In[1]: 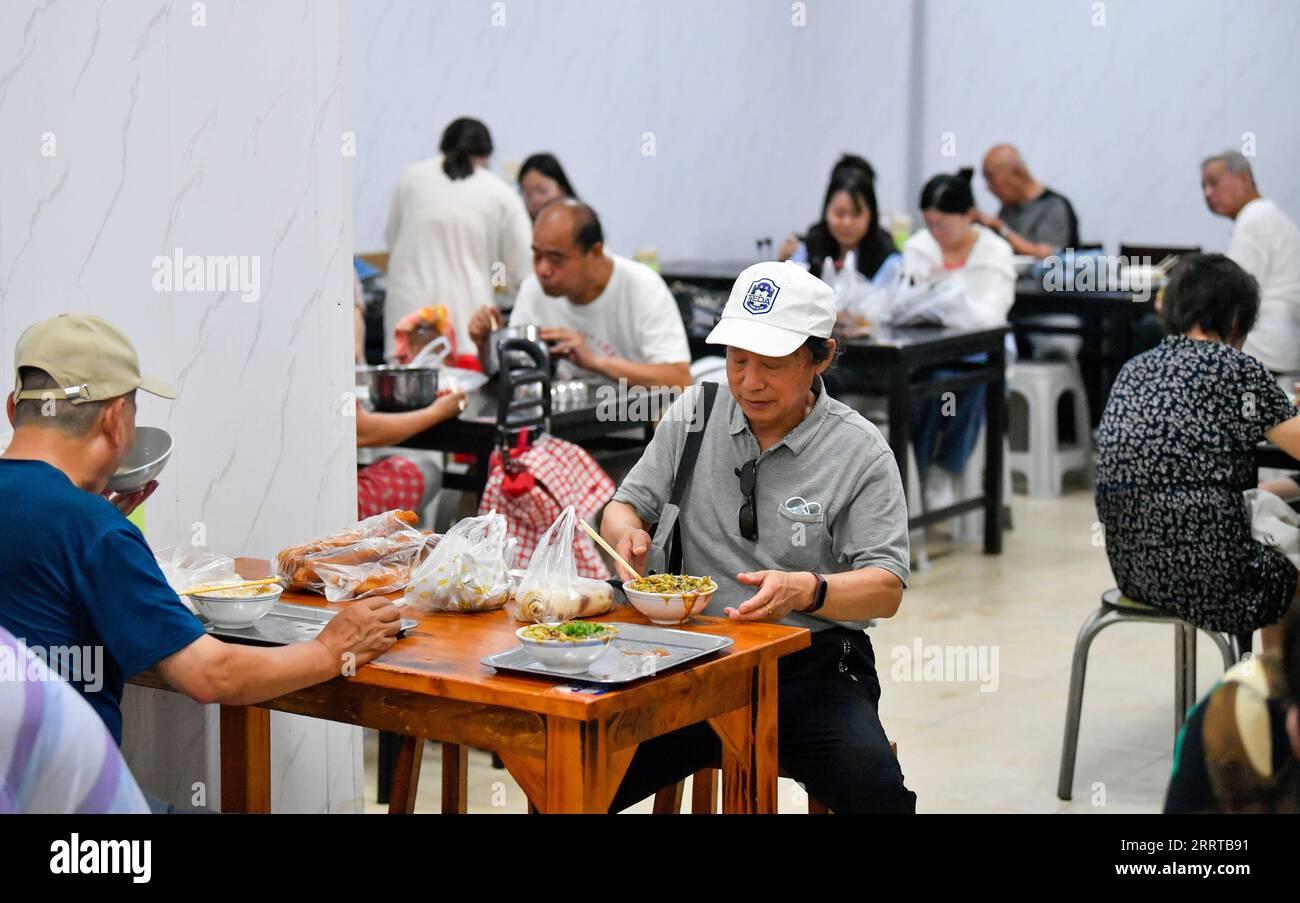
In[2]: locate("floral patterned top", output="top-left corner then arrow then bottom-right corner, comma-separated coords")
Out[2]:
1095,335 -> 1298,633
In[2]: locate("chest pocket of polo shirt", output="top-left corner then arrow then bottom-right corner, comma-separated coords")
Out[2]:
773,504 -> 827,572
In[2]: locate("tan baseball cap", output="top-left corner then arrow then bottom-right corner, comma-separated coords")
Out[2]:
13,313 -> 176,405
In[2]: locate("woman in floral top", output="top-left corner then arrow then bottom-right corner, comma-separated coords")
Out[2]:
1095,254 -> 1300,650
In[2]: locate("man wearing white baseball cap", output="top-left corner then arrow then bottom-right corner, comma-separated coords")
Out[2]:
1,314 -> 401,811
602,262 -> 916,813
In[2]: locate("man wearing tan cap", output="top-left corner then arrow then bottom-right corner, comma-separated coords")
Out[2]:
0,315 -> 400,792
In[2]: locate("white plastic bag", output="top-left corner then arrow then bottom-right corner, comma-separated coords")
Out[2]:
888,277 -> 979,329
1244,488 -> 1300,571
275,509 -> 434,601
404,510 -> 516,612
510,506 -> 585,623
154,545 -> 240,613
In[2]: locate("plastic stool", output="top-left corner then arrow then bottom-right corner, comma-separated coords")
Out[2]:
1007,361 -> 1092,498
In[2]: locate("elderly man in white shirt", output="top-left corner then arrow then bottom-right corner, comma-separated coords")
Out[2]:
1202,150 -> 1300,389
469,200 -> 692,391
384,118 -> 533,355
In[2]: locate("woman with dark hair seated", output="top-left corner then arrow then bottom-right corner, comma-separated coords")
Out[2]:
1095,253 -> 1300,652
787,160 -> 901,287
903,170 -> 1016,509
517,152 -> 578,220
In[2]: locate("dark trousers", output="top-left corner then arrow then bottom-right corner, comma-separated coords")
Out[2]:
609,629 -> 917,814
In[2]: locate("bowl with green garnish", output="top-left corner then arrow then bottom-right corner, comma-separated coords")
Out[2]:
515,621 -> 619,674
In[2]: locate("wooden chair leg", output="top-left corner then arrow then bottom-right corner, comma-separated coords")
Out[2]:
387,735 -> 423,814
653,780 -> 685,814
441,743 -> 468,814
690,768 -> 718,814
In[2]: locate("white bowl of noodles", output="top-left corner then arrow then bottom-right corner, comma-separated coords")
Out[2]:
622,574 -> 716,625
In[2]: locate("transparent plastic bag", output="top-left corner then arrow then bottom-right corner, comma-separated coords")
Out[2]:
404,510 -> 516,613
508,506 -> 613,623
274,509 -> 435,601
508,575 -> 615,623
154,544 -> 240,613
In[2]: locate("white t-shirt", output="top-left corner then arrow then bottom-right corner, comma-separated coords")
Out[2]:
901,225 -> 1016,328
384,158 -> 533,354
1231,198 -> 1300,373
508,254 -> 691,382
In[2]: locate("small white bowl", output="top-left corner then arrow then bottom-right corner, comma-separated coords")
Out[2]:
515,624 -> 615,674
622,579 -> 717,625
190,584 -> 283,629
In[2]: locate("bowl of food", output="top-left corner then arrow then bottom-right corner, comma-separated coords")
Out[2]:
107,426 -> 173,493
622,574 -> 717,625
515,621 -> 619,674
189,583 -> 283,629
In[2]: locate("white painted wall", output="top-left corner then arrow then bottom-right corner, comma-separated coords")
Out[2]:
906,0 -> 1299,253
351,0 -> 1300,264
350,0 -> 918,260
0,0 -> 363,812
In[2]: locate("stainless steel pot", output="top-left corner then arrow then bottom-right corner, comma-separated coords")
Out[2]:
482,324 -> 546,377
361,365 -> 439,412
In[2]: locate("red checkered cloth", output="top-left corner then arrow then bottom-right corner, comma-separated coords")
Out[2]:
357,456 -> 426,519
478,435 -> 614,579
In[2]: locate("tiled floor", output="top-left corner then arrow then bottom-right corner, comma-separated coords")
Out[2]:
362,489 -> 1241,813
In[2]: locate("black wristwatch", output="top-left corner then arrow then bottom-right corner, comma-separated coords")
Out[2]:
804,572 -> 828,614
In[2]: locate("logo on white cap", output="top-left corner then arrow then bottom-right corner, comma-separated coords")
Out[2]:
742,278 -> 780,316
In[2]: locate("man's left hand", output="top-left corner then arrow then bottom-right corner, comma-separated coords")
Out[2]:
540,327 -> 604,373
103,480 -> 158,517
726,570 -> 817,621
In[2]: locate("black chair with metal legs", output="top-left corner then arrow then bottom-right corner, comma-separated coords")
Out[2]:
1057,589 -> 1248,800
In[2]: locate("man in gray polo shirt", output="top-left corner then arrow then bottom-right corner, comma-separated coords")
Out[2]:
611,377 -> 909,635
976,144 -> 1080,257
602,261 -> 916,814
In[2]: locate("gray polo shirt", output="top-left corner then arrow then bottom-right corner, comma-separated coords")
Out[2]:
1000,187 -> 1079,250
613,378 -> 909,633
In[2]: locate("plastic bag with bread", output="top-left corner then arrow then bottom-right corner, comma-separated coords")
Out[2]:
274,509 -> 437,601
509,505 -> 613,623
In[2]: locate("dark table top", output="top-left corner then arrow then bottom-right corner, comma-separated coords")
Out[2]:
1013,276 -> 1156,311
397,376 -> 664,454
660,258 -> 758,285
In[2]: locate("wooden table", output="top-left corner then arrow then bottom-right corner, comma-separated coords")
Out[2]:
130,559 -> 810,814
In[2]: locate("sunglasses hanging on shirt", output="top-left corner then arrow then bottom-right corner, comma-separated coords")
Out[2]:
736,458 -> 758,541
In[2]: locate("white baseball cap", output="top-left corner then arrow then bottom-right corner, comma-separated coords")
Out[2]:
705,261 -> 836,357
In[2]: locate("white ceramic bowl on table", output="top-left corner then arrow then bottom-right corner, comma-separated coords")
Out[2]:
515,625 -> 615,674
622,579 -> 717,625
189,584 -> 283,629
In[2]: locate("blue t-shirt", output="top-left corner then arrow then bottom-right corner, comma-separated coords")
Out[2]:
0,459 -> 205,744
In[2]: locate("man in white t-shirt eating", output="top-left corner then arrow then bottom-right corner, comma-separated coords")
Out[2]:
468,200 -> 692,390
1202,150 -> 1300,387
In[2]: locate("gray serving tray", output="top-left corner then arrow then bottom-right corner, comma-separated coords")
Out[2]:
481,621 -> 734,684
202,601 -> 417,646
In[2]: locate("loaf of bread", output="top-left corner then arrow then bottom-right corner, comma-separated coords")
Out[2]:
510,577 -> 614,622
274,510 -> 432,599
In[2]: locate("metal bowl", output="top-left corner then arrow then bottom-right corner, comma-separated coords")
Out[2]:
108,426 -> 173,493
361,365 -> 439,412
